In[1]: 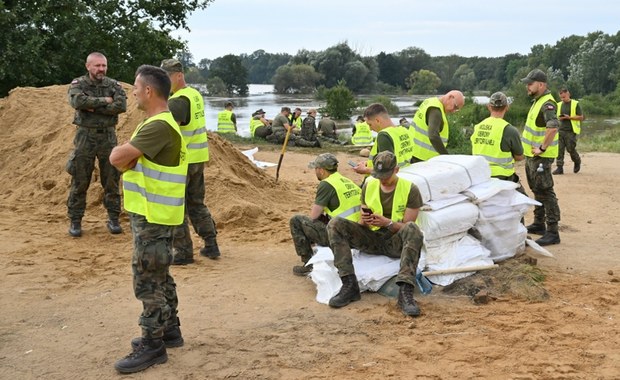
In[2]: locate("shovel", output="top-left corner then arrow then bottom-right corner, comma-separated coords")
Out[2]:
275,126 -> 293,183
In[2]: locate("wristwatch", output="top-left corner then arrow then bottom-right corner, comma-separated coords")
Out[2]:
539,145 -> 546,152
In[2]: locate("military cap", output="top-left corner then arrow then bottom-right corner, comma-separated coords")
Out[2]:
371,151 -> 397,179
160,59 -> 183,73
489,92 -> 508,107
308,153 -> 339,171
521,69 -> 547,84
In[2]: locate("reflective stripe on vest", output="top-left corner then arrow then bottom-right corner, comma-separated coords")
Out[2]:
322,172 -> 362,222
557,99 -> 581,135
250,118 -> 265,137
170,87 -> 209,163
366,126 -> 413,170
363,177 -> 412,231
411,97 -> 449,161
352,122 -> 373,145
471,117 -> 515,177
521,93 -> 558,158
217,109 -> 235,133
122,112 -> 188,226
289,116 -> 302,129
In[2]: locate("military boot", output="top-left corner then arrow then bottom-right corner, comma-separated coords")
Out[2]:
552,166 -> 564,175
131,325 -> 184,350
536,231 -> 560,246
107,219 -> 123,234
114,338 -> 167,374
293,264 -> 313,276
328,274 -> 361,308
397,283 -> 421,317
68,220 -> 82,237
200,240 -> 221,259
573,161 -> 581,173
526,223 -> 546,235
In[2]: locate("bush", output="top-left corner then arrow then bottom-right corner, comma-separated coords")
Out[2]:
368,95 -> 399,115
320,80 -> 357,119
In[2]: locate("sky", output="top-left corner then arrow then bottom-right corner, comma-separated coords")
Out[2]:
175,0 -> 620,62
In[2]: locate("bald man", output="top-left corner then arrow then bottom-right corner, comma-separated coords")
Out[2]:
410,90 -> 464,162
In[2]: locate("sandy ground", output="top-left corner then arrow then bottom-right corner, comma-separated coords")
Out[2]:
1,86 -> 619,379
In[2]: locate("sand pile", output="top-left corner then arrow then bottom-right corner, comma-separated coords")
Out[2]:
0,84 -> 305,241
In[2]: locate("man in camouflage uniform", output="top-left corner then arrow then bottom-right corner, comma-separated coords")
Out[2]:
266,106 -> 297,145
318,113 -> 345,145
289,153 -> 361,276
520,69 -> 561,246
327,151 -> 425,317
295,108 -> 321,147
66,52 -> 127,237
161,59 -> 221,264
553,87 -> 584,175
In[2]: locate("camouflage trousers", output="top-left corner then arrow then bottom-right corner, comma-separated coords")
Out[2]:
556,130 -> 581,168
129,213 -> 179,339
326,218 -> 423,286
266,129 -> 296,145
318,135 -> 342,145
289,215 -> 329,262
525,156 -> 561,232
66,126 -> 121,221
173,162 -> 218,260
295,138 -> 320,148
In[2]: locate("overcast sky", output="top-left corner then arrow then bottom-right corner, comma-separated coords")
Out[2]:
175,0 -> 619,62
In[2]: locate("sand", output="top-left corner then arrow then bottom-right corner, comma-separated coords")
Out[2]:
0,85 -> 619,379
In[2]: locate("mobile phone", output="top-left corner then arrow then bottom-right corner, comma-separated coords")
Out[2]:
361,207 -> 372,214
348,160 -> 357,167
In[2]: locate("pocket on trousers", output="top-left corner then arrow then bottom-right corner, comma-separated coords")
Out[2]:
65,151 -> 76,176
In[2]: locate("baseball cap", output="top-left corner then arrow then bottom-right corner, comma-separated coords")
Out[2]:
255,108 -> 266,114
308,153 -> 339,171
160,59 -> 183,73
489,92 -> 508,107
371,151 -> 397,179
521,69 -> 547,84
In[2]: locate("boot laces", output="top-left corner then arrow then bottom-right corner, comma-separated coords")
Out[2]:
402,284 -> 415,304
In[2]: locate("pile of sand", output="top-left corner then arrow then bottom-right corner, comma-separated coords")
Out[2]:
0,85 -> 306,241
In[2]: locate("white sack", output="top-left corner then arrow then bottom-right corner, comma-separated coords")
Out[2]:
422,194 -> 469,211
241,147 -> 277,169
474,211 -> 527,262
461,178 -> 519,203
417,202 -> 479,241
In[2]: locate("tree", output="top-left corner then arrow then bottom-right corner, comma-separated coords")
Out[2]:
239,50 -> 291,84
322,80 -> 357,120
567,33 -> 620,95
209,54 -> 249,96
377,52 -> 402,87
453,64 -> 477,92
406,70 -> 441,95
272,64 -> 323,94
205,77 -> 228,96
0,0 -> 213,96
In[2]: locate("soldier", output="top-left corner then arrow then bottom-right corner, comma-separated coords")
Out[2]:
289,107 -> 303,131
351,115 -> 373,146
217,101 -> 237,134
327,151 -> 425,317
317,113 -> 344,145
553,87 -> 584,175
295,108 -> 321,147
161,59 -> 221,264
290,153 -> 361,275
66,52 -> 127,237
410,90 -> 464,162
249,109 -> 272,139
110,65 -> 188,374
520,69 -> 561,246
266,106 -> 297,145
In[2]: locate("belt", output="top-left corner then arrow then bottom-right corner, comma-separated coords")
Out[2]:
78,126 -> 115,133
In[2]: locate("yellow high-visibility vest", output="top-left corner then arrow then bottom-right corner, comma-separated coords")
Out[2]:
557,99 -> 581,134
411,97 -> 449,161
471,116 -> 515,177
170,86 -> 209,163
363,177 -> 412,231
352,122 -> 373,145
322,172 -> 362,222
521,93 -> 558,158
217,109 -> 235,134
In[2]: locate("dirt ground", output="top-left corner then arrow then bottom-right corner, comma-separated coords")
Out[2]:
1,86 -> 619,379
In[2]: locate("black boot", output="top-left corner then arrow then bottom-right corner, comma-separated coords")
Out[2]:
536,231 -> 560,246
115,338 -> 167,374
293,255 -> 313,276
200,240 -> 221,259
573,161 -> 581,173
68,220 -> 82,237
526,223 -> 546,235
552,166 -> 563,175
397,283 -> 421,317
328,274 -> 361,308
131,323 -> 184,350
107,219 -> 123,234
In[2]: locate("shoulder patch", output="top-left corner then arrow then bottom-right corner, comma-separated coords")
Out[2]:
71,79 -> 79,84
546,104 -> 555,110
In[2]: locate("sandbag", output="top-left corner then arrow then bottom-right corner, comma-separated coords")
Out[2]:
417,201 -> 479,241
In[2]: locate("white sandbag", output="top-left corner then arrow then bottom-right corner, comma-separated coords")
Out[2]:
421,194 -> 469,211
240,147 -> 277,169
417,202 -> 479,241
423,231 -> 468,249
461,178 -> 519,203
478,190 -> 538,218
423,235 -> 494,286
474,212 -> 527,262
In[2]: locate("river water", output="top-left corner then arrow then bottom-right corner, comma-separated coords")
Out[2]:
199,84 -> 619,138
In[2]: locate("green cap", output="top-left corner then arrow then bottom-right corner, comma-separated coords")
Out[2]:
308,153 -> 338,171
371,151 -> 397,179
489,92 -> 508,107
160,59 -> 183,73
521,69 -> 547,84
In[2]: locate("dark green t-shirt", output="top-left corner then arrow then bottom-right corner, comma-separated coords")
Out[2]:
376,130 -> 395,153
500,124 -> 524,155
272,114 -> 289,131
558,101 -> 583,132
314,180 -> 339,211
361,180 -> 424,219
130,119 -> 182,167
168,96 -> 191,126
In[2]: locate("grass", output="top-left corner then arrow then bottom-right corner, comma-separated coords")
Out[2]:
579,128 -> 620,153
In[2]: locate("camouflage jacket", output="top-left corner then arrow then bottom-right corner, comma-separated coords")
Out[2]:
68,75 -> 127,128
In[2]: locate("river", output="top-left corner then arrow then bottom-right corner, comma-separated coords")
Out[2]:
198,84 -> 619,138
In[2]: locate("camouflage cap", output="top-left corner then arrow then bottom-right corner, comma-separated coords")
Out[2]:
371,151 -> 397,179
489,92 -> 508,107
160,59 -> 183,73
308,153 -> 339,171
521,69 -> 547,84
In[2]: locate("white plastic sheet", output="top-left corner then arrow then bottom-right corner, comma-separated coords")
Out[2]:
240,147 -> 277,169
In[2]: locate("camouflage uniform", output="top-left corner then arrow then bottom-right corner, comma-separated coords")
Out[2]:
172,162 -> 218,260
525,156 -> 560,232
129,213 -> 179,338
318,117 -> 342,144
327,219 -> 424,286
66,75 -> 126,222
289,215 -> 330,262
295,115 -> 320,147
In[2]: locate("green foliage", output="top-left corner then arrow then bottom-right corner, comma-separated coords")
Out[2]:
209,54 -> 249,96
239,50 -> 292,84
272,64 -> 323,93
205,77 -> 227,96
0,0 -> 213,96
368,96 -> 399,115
407,69 -> 441,94
579,128 -> 620,153
321,80 -> 357,120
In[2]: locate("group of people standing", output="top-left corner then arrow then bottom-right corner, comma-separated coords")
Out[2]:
66,53 -> 221,374
289,68 -> 580,321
